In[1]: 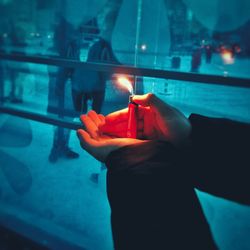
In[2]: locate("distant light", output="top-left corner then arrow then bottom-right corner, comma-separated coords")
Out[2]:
36,33 -> 40,37
47,35 -> 52,39
141,44 -> 147,51
223,71 -> 229,77
187,9 -> 193,21
42,239 -> 48,246
2,33 -> 8,38
221,50 -> 234,64
1,0 -> 11,5
30,32 -> 35,37
235,46 -> 241,53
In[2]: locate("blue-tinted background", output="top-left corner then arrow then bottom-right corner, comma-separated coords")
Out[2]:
0,0 -> 250,249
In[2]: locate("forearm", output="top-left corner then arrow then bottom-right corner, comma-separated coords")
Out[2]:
105,141 -> 177,249
105,140 -> 217,250
188,114 -> 250,204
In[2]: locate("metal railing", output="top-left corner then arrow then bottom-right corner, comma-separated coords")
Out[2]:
0,52 -> 250,130
1,53 -> 250,87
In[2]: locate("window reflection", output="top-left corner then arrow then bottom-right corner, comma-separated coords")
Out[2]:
0,1 -> 250,249
0,0 -> 249,77
0,0 -> 249,126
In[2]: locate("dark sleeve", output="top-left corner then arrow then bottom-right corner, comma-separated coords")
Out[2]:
105,141 -> 217,250
105,141 -> 175,250
188,114 -> 250,205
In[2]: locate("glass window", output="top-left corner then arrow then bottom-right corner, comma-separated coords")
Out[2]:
0,1 -> 250,249
0,0 -> 249,78
0,116 -> 113,249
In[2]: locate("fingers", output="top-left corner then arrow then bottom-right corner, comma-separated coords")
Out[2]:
132,93 -> 155,107
87,110 -> 105,127
104,106 -> 148,127
80,111 -> 106,139
98,114 -> 105,124
80,114 -> 99,139
143,108 -> 154,138
100,106 -> 147,138
77,129 -> 146,162
100,120 -> 127,134
100,119 -> 144,138
133,93 -> 167,115
104,108 -> 128,123
81,103 -> 151,140
77,129 -> 97,152
87,110 -> 100,126
77,129 -> 106,162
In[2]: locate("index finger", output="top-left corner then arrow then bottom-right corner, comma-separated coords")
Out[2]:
105,106 -> 148,124
105,108 -> 128,123
80,114 -> 99,139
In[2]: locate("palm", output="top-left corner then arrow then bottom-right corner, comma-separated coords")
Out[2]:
98,106 -> 157,140
77,110 -> 143,162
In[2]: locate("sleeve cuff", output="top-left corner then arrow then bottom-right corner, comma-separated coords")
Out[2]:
105,140 -> 177,173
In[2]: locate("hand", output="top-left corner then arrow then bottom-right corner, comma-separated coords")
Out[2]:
100,93 -> 191,146
77,110 -> 146,162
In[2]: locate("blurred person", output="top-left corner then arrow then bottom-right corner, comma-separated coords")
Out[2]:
205,44 -> 213,64
70,6 -> 121,181
6,23 -> 28,103
0,36 -> 4,104
69,29 -> 120,183
70,36 -> 120,114
77,93 -> 250,250
231,43 -> 241,58
48,14 -> 79,163
0,62 -> 3,104
190,42 -> 202,73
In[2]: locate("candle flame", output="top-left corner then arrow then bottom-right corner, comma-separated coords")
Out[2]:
117,76 -> 134,95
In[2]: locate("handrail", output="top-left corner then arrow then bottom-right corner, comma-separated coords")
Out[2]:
0,106 -> 82,131
1,52 -> 250,88
1,52 -> 250,130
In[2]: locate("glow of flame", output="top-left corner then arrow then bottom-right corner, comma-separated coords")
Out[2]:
117,76 -> 134,95
221,51 -> 234,64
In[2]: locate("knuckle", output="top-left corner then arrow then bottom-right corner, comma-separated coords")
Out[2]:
147,93 -> 155,104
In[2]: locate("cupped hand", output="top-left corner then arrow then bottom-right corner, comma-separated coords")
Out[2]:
77,110 -> 146,162
100,93 -> 191,146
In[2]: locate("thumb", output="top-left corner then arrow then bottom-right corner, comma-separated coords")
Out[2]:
132,93 -> 156,107
77,129 -> 107,162
133,93 -> 173,114
77,129 -> 97,152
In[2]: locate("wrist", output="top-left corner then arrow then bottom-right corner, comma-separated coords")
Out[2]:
105,140 -> 177,172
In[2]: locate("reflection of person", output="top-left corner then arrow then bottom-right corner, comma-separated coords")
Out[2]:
190,43 -> 202,72
71,37 -> 120,114
70,36 -> 120,183
77,93 -> 250,250
48,15 -> 79,163
0,62 -> 3,104
205,44 -> 213,64
0,37 -> 4,104
7,23 -> 28,103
